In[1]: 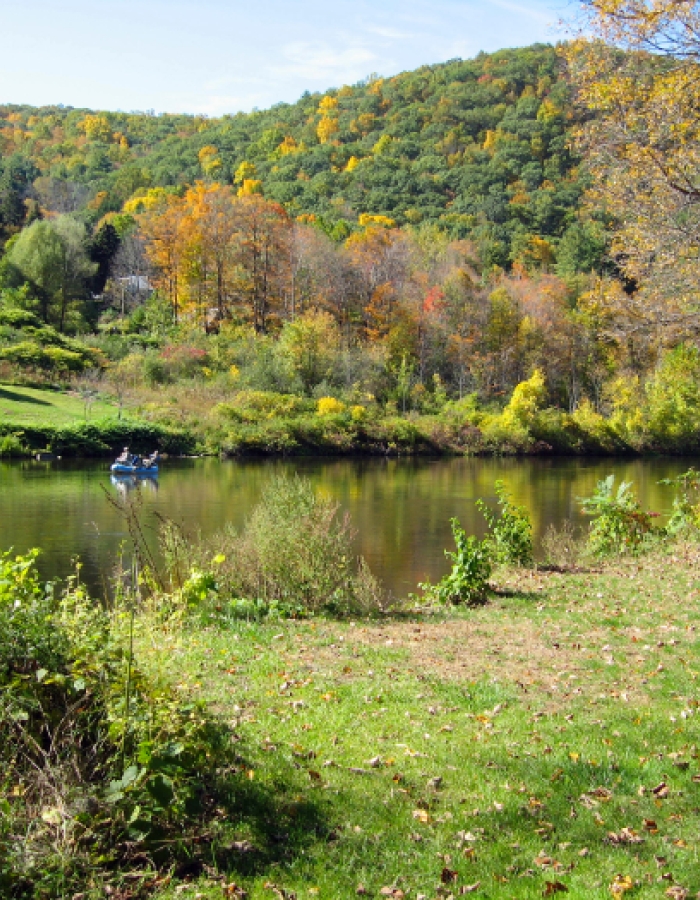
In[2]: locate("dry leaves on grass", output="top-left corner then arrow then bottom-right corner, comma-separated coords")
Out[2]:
609,875 -> 634,898
543,883 -> 568,896
263,883 -> 296,900
605,828 -> 643,845
664,889 -> 689,900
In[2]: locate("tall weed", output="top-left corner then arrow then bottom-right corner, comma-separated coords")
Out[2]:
478,480 -> 534,566
580,475 -> 658,557
418,518 -> 492,606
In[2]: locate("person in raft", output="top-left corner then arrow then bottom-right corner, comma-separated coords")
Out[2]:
143,450 -> 160,468
116,447 -> 130,464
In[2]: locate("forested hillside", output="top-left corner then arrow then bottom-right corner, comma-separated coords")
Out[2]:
0,44 -> 598,273
6,38 -> 699,461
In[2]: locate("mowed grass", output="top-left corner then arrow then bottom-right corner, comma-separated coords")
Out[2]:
0,383 -> 117,426
147,546 -> 700,900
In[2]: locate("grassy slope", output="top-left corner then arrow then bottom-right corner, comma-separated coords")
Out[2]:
146,547 -> 700,900
0,384 -> 117,426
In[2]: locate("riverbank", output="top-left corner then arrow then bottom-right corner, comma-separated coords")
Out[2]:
4,380 -> 700,460
6,540 -> 700,898
0,384 -> 195,456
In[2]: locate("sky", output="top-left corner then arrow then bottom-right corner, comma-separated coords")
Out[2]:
0,0 -> 567,116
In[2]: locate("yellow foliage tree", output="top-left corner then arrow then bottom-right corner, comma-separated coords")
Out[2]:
234,161 -> 257,185
564,1 -> 700,332
80,114 -> 113,143
237,179 -> 263,197
317,116 -> 339,144
198,145 -> 221,176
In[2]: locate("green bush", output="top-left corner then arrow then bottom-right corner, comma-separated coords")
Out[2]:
419,517 -> 492,606
0,432 -> 27,457
659,468 -> 700,537
0,550 -> 233,896
478,480 -> 534,566
215,389 -> 311,423
580,475 -> 658,557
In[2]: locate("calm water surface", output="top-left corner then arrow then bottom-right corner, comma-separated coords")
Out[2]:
0,456 -> 695,597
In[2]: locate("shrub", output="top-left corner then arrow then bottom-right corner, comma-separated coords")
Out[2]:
0,550 -> 233,896
216,389 -> 310,423
419,518 -> 492,605
643,345 -> 700,451
659,468 -> 700,537
0,431 -> 27,457
317,396 -> 346,416
162,474 -> 384,617
580,475 -> 658,557
501,368 -> 546,430
477,480 -> 534,566
142,349 -> 170,385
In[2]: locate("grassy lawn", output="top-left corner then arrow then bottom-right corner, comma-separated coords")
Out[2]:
0,383 -> 117,426
143,546 -> 700,900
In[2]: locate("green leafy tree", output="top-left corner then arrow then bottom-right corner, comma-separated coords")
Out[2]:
5,217 -> 96,331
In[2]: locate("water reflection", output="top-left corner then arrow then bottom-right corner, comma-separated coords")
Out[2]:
0,455 -> 694,598
110,473 -> 159,497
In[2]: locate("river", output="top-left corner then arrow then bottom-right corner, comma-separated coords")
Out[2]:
0,455 -> 694,597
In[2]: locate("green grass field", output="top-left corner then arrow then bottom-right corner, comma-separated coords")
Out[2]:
0,384 -> 117,426
133,547 -> 700,900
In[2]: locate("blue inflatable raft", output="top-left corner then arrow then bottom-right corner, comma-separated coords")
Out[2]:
110,463 -> 159,476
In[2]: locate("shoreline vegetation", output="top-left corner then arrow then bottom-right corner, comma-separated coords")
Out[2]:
4,362 -> 700,459
3,474 -> 700,898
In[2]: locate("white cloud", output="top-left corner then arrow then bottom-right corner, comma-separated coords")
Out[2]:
273,40 -> 380,82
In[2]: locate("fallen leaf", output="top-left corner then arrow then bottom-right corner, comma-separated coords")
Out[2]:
652,782 -> 669,799
412,809 -> 430,823
460,885 -> 481,895
609,874 -> 633,898
590,787 -> 612,800
263,884 -> 296,900
441,867 -> 458,884
223,886 -> 247,899
543,883 -> 568,896
643,818 -> 658,833
606,828 -> 643,845
664,888 -> 688,900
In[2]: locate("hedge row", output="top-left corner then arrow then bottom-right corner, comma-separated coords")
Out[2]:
0,417 -> 197,457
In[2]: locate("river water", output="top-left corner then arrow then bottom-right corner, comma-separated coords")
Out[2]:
0,455 -> 694,597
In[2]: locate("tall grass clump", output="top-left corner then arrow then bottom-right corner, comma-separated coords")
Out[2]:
161,473 -> 385,618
